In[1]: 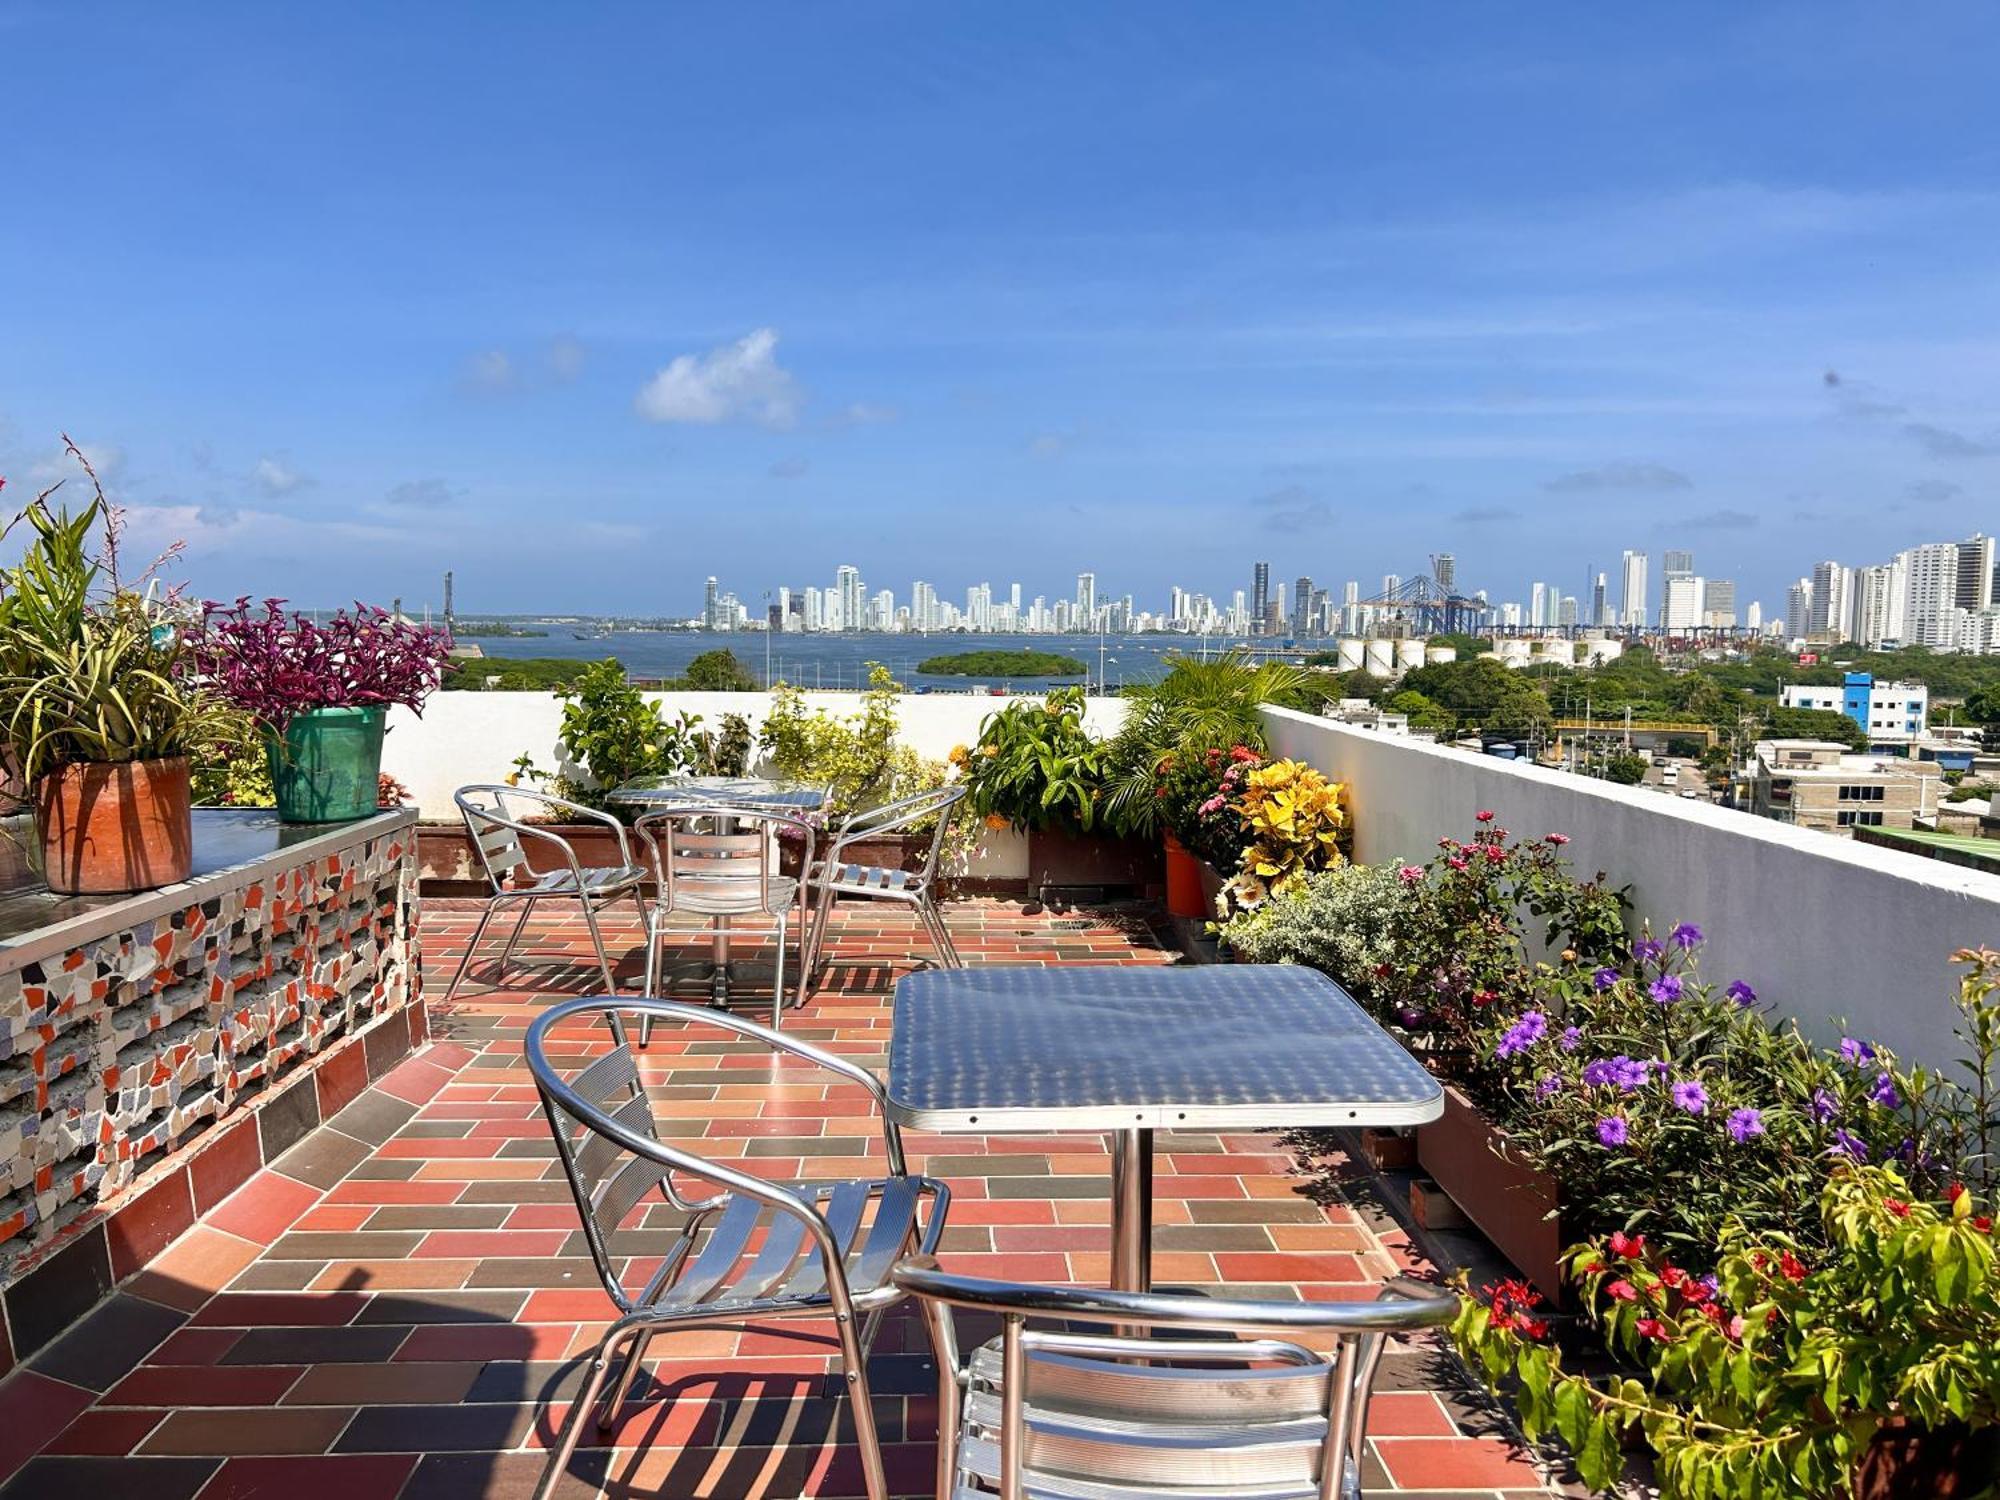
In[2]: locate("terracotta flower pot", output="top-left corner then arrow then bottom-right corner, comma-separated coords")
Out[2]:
1417,1083 -> 1568,1302
1854,1417 -> 2000,1498
1163,831 -> 1206,918
35,755 -> 195,894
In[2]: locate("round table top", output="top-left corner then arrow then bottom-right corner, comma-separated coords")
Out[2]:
605,775 -> 829,811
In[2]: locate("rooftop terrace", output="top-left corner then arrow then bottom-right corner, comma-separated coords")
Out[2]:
0,897 -> 1570,1500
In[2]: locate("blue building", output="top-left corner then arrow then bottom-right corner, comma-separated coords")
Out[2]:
1780,672 -> 1928,748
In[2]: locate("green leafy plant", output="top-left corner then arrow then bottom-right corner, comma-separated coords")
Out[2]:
509,658 -> 699,811
688,711 -> 753,777
1454,1166 -> 2000,1498
191,742 -> 276,807
1100,654 -> 1327,837
0,446 -> 247,781
958,687 -> 1109,833
1215,859 -> 1405,994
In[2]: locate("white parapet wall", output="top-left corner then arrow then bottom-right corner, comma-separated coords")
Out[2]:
383,691 -> 1131,884
1259,705 -> 2000,1067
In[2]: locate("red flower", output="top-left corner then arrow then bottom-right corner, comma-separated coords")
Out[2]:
1635,1317 -> 1672,1342
1475,809 -> 1495,822
1948,1182 -> 1967,1204
1976,1215 -> 1993,1234
1484,845 -> 1508,863
1884,1198 -> 1911,1218
1609,1231 -> 1646,1259
1606,1279 -> 1638,1302
1576,1258 -> 1606,1277
1515,1315 -> 1550,1340
1659,1265 -> 1688,1292
1472,989 -> 1498,1007
1777,1250 -> 1809,1284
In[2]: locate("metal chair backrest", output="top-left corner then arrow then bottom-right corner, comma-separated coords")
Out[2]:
456,784 -> 538,887
834,783 -> 968,886
892,1261 -> 1459,1500
635,804 -> 795,913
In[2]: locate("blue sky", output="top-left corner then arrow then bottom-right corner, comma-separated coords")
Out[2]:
2,2 -> 1996,619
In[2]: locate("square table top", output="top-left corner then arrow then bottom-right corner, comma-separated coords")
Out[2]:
606,775 -> 828,811
886,964 -> 1444,1132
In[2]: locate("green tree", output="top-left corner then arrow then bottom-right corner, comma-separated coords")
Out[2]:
1399,658 -> 1551,734
677,648 -> 759,691
1386,689 -> 1457,733
1600,752 -> 1648,785
1761,705 -> 1867,750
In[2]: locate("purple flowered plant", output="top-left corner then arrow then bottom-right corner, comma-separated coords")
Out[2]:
1494,1010 -> 1548,1058
1830,1127 -> 1868,1160
1596,1115 -> 1629,1147
1726,1107 -> 1764,1143
1869,1072 -> 1901,1110
1670,922 -> 1704,950
1811,1087 -> 1838,1123
1559,1025 -> 1582,1052
1633,937 -> 1665,964
1725,980 -> 1757,1007
1592,966 -> 1621,993
1839,1037 -> 1877,1066
1670,1079 -> 1709,1115
192,597 -> 455,729
1649,975 -> 1684,1006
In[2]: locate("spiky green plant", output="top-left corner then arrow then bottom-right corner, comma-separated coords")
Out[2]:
0,450 -> 248,782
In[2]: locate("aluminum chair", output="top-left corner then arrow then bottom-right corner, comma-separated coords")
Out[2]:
632,804 -> 813,1035
525,996 -> 951,1500
892,1258 -> 1460,1500
444,785 -> 649,1005
804,783 -> 969,982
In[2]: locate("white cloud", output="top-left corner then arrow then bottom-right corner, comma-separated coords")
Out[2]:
633,327 -> 800,428
464,349 -> 516,390
253,457 -> 311,497
30,438 -> 125,486
834,401 -> 898,427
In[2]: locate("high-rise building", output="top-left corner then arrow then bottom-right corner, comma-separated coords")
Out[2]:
1558,595 -> 1579,628
1787,578 -> 1815,640
1852,561 -> 1908,649
832,564 -> 864,632
1620,551 -> 1649,628
1432,554 -> 1456,594
1703,579 -> 1737,630
1745,600 -> 1763,633
703,576 -> 720,631
1958,535 -> 1996,612
1662,573 -> 1705,632
1076,572 -> 1097,625
1292,575 -> 1314,637
1901,542 -> 1960,648
1663,549 -> 1694,577
1251,563 -> 1270,632
1807,561 -> 1853,641
1591,571 -> 1609,627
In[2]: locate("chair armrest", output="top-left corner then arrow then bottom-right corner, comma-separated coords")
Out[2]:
523,793 -> 637,867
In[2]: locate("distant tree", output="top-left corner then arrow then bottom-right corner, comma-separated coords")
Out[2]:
678,648 -> 760,692
1429,632 -> 1493,656
1386,689 -> 1457,733
1400,658 -> 1552,733
1761,705 -> 1867,751
1337,669 -> 1388,702
1966,684 -> 2000,724
1601,753 -> 1648,786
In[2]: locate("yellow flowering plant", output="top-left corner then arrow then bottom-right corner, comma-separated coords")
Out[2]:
1223,757 -> 1345,909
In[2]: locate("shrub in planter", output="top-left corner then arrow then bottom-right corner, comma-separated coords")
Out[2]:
1453,1165 -> 2000,1499
957,686 -> 1109,834
193,597 -> 453,823
0,450 -> 249,892
1216,857 -> 1404,996
509,658 -> 704,815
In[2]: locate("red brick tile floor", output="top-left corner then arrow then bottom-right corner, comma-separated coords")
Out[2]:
0,897 -> 1574,1500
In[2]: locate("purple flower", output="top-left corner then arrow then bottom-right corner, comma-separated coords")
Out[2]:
1810,1088 -> 1838,1123
1670,1080 -> 1710,1115
1494,1011 -> 1549,1059
1726,1107 -> 1764,1143
1839,1037 -> 1876,1066
1582,1055 -> 1650,1091
1670,922 -> 1704,950
1559,1025 -> 1582,1052
1634,938 -> 1665,965
1726,980 -> 1757,1007
1597,1116 -> 1629,1148
1536,1074 -> 1561,1099
1592,967 -> 1621,993
1869,1073 -> 1901,1110
1649,975 -> 1684,1006
1829,1128 -> 1869,1160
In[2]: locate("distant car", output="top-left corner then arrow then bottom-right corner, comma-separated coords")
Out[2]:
1680,789 -> 1701,799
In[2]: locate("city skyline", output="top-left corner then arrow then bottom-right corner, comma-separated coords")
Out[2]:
5,6 -> 2000,614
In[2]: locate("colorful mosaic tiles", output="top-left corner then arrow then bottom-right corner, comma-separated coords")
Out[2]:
0,822 -> 419,1273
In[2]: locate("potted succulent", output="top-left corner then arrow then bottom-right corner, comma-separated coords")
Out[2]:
0,448 -> 249,893
193,597 -> 453,824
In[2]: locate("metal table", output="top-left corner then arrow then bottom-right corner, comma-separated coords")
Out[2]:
606,776 -> 828,1005
886,964 -> 1444,1293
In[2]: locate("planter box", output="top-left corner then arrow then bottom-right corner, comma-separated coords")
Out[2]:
419,821 -> 641,891
1417,1083 -> 1567,1302
1026,827 -> 1160,895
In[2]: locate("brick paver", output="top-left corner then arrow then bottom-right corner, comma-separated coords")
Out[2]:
0,896 -> 1562,1499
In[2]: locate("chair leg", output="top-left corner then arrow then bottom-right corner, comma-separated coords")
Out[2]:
441,902 -> 500,1006
833,1311 -> 891,1500
492,902 -> 535,984
579,898 -> 619,994
533,1321 -> 641,1500
594,1326 -> 658,1432
921,899 -> 962,969
806,878 -> 839,983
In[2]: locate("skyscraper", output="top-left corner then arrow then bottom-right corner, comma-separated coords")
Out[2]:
1620,551 -> 1648,628
1251,563 -> 1270,632
1431,553 -> 1456,594
1785,578 -> 1812,641
1076,571 -> 1097,625
1901,542 -> 1960,648
1808,560 -> 1853,641
703,575 -> 720,631
1529,581 -> 1547,628
1957,534 -> 1995,612
1703,579 -> 1737,630
1663,549 -> 1695,577
835,564 -> 864,632
1662,573 -> 1705,632
1292,575 -> 1314,637
1590,571 -> 1609,627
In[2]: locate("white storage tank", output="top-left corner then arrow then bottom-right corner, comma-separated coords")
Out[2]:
1396,639 -> 1427,672
1364,640 -> 1395,676
1336,638 -> 1366,672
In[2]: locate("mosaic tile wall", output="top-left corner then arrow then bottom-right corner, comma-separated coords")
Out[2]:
0,824 -> 417,1273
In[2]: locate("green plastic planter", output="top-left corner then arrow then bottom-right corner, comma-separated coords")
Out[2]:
267,705 -> 387,824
